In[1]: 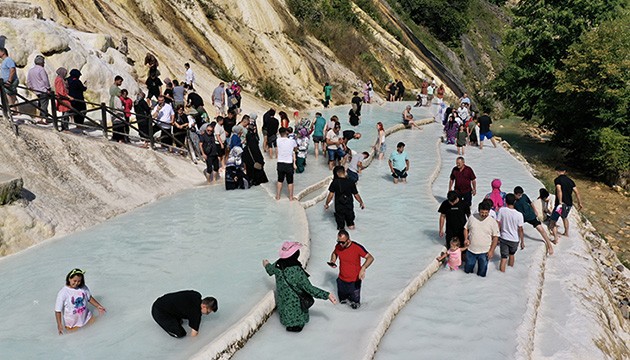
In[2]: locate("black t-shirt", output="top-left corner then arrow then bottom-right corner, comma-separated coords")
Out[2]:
478,115 -> 492,133
343,130 -> 356,142
164,88 -> 174,104
146,77 -> 163,93
200,132 -> 218,156
266,117 -> 279,136
328,178 -> 358,209
438,199 -> 470,235
187,92 -> 204,108
554,174 -> 576,206
224,116 -> 236,135
153,290 -> 202,331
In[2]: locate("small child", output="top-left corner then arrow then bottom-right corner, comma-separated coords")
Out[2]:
436,238 -> 468,271
295,128 -> 309,173
456,124 -> 468,155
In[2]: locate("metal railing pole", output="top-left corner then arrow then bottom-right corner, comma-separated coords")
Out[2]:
149,117 -> 155,149
100,103 -> 108,139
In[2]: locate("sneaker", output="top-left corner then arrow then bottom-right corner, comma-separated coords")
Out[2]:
350,302 -> 361,310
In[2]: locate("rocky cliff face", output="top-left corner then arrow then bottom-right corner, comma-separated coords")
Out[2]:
3,0 -> 457,111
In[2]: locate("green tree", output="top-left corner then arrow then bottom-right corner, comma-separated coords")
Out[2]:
554,10 -> 630,180
397,0 -> 473,44
494,0 -> 623,120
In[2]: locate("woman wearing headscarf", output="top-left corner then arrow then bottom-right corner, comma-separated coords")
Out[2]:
54,67 -> 72,131
485,178 -> 506,212
67,69 -> 87,128
134,91 -> 152,146
225,125 -> 246,190
242,114 -> 268,186
262,242 -> 337,332
444,112 -> 458,144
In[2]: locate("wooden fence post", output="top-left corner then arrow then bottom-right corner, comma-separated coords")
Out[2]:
49,91 -> 59,131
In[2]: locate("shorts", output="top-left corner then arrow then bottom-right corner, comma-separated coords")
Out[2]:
313,135 -> 324,143
403,120 -> 410,127
152,303 -> 186,338
267,134 -> 278,148
3,78 -> 19,96
550,204 -> 571,221
479,131 -> 493,141
327,148 -> 345,162
499,239 -> 519,258
262,129 -> 268,136
392,168 -> 408,179
277,162 -> 294,184
379,143 -> 387,154
525,218 -> 541,228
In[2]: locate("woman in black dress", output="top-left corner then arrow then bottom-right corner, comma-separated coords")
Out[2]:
242,119 -> 268,186
67,69 -> 87,127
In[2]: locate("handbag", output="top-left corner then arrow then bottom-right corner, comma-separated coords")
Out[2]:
281,267 -> 315,311
247,146 -> 264,170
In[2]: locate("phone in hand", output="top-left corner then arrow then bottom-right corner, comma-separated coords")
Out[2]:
327,262 -> 337,268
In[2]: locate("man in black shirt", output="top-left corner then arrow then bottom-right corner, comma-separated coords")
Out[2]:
477,111 -> 497,149
324,166 -> 365,230
151,290 -> 217,338
438,190 -> 470,248
264,109 -> 280,158
146,70 -> 163,101
351,91 -> 362,114
185,84 -> 204,110
549,166 -> 583,243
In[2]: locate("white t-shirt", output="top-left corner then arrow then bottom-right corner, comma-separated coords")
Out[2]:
326,129 -> 341,150
186,68 -> 195,84
466,213 -> 500,254
152,103 -> 174,129
277,136 -> 297,164
348,150 -> 361,173
497,207 -> 524,242
55,286 -> 93,328
214,123 -> 226,144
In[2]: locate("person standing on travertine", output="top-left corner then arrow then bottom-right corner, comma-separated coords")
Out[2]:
184,62 -> 195,90
497,194 -> 524,272
328,230 -> 374,310
448,156 -> 476,208
276,127 -> 297,201
463,201 -> 499,277
549,166 -> 583,243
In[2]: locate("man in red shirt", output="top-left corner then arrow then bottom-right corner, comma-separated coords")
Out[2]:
328,230 -> 374,309
449,156 -> 477,208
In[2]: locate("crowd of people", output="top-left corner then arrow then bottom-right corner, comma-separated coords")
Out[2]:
6,51 -> 586,339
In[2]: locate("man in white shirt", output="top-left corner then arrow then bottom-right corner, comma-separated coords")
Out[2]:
184,63 -> 195,90
464,200 -> 499,277
326,122 -> 344,170
151,95 -> 175,149
276,127 -> 297,201
496,193 -> 525,272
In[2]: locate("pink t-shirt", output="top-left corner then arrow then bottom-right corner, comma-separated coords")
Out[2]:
447,248 -> 462,269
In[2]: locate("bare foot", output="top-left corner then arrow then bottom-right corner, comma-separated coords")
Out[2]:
275,196 -> 281,200
547,246 -> 554,256
348,225 -> 355,230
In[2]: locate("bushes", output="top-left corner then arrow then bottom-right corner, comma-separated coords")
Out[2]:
584,128 -> 630,184
256,78 -> 285,104
397,0 -> 473,44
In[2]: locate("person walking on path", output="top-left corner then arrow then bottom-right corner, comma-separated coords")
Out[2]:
448,156 -> 476,208
324,166 -> 365,230
184,62 -> 195,90
497,194 -> 525,272
549,166 -> 583,243
514,186 -> 554,255
389,142 -> 409,184
326,122 -> 345,170
26,55 -> 50,121
0,47 -> 18,106
438,190 -> 470,249
477,111 -> 497,149
151,290 -> 217,338
263,241 -> 337,332
276,127 -> 297,200
311,112 -> 327,159
54,67 -> 72,131
328,230 -> 374,309
323,82 -> 332,108
463,201 -> 499,277
67,69 -> 87,128
212,82 -> 226,116
200,122 -> 220,183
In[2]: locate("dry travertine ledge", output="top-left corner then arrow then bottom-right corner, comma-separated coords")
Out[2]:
0,119 -> 202,256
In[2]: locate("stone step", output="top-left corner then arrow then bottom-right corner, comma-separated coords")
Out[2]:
0,173 -> 23,205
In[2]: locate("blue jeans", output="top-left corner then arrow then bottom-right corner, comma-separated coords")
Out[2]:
464,250 -> 488,277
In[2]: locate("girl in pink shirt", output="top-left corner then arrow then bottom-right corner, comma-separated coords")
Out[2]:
436,238 -> 468,270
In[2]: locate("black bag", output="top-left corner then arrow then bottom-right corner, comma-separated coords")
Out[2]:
282,268 -> 315,311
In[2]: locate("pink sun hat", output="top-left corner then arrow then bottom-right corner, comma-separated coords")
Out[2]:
279,241 -> 302,259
